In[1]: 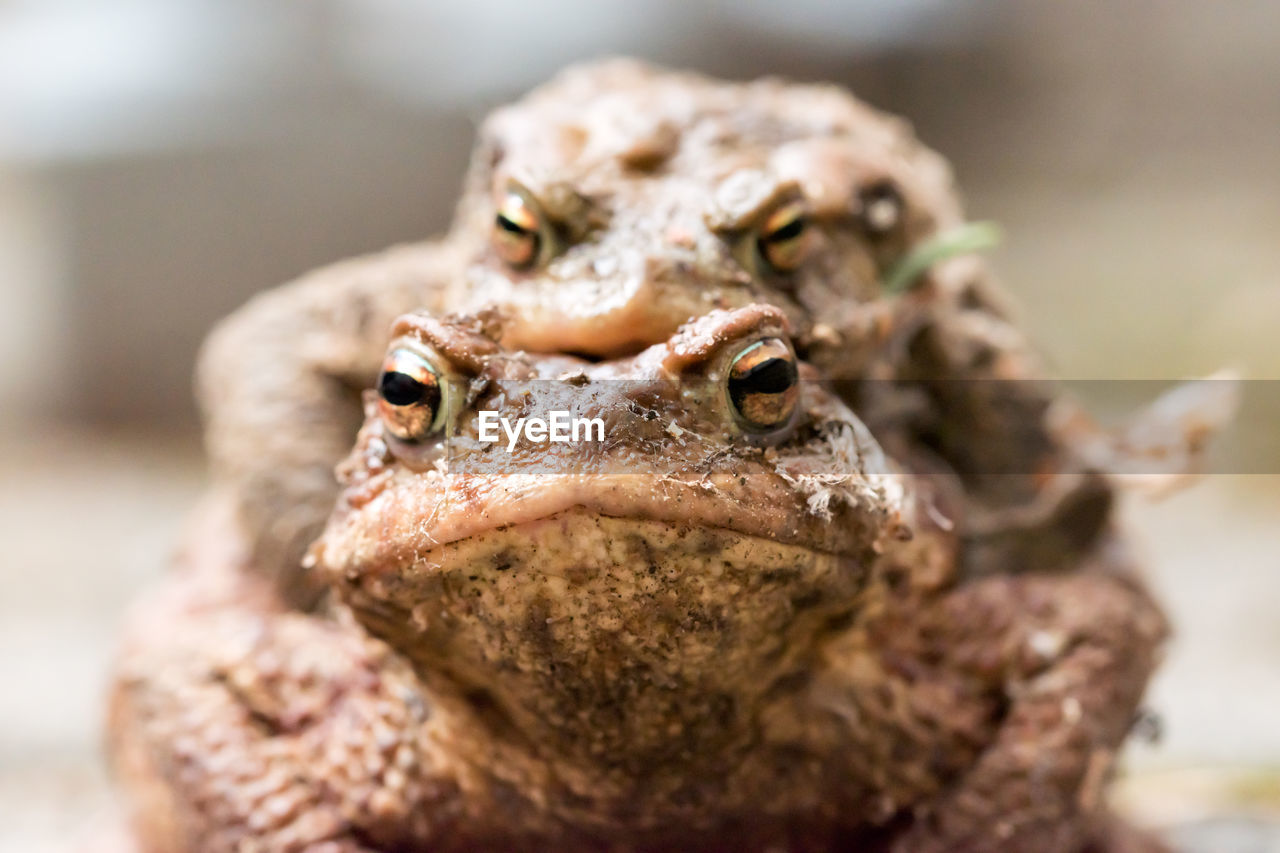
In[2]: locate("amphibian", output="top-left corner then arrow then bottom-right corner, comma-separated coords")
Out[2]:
112,307 -> 1167,851
197,60 -> 1095,604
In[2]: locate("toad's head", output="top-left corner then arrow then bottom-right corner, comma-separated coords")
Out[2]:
317,304 -> 932,782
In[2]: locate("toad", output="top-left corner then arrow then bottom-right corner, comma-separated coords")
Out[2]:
111,306 -> 1167,852
197,59 -> 1106,603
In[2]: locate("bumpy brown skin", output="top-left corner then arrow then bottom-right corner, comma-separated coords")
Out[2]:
115,307 -> 1167,852
198,59 -> 1098,603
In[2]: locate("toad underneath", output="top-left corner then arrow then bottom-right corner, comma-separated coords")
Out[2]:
110,307 -> 1167,852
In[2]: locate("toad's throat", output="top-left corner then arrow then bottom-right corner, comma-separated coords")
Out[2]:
341,510 -> 870,772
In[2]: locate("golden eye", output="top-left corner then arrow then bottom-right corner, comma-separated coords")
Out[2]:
492,190 -> 543,269
756,200 -> 812,272
376,348 -> 447,441
726,338 -> 800,432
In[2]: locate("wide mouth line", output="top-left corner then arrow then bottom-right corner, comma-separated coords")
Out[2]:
374,509 -> 857,576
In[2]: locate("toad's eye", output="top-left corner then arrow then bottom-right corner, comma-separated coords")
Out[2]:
726,338 -> 800,432
377,348 -> 446,441
857,180 -> 904,238
756,200 -> 812,273
492,189 -> 544,269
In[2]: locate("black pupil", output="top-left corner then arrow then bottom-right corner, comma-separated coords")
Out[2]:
729,357 -> 797,408
380,370 -> 433,408
762,215 -> 806,244
496,213 -> 530,235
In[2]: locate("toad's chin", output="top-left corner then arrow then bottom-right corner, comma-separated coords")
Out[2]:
336,508 -> 871,768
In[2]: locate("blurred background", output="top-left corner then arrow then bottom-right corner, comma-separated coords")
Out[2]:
1,1 -> 1277,850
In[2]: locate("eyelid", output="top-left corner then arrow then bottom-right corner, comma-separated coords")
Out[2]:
706,172 -> 805,234
385,336 -> 450,373
502,179 -> 541,210
500,177 -> 602,237
387,316 -> 501,376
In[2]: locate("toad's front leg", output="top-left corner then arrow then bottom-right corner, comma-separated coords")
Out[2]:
197,241 -> 461,606
893,561 -> 1168,853
108,590 -> 460,853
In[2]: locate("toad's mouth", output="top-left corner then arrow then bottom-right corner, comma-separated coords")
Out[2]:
464,257 -> 778,359
321,469 -> 893,583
